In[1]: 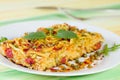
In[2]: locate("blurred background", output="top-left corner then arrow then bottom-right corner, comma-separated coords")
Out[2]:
0,0 -> 120,21
0,0 -> 120,35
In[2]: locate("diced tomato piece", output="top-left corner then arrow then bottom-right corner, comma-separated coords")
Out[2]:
53,47 -> 57,50
50,68 -> 57,72
23,49 -> 29,52
53,47 -> 61,51
25,57 -> 34,64
5,48 -> 13,58
94,42 -> 101,50
24,44 -> 30,47
36,48 -> 41,52
35,46 -> 42,52
61,57 -> 66,64
66,68 -> 70,71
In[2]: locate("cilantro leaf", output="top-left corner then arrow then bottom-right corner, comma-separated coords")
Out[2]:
24,31 -> 46,40
55,30 -> 77,39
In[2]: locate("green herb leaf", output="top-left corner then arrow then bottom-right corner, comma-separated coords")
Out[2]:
55,30 -> 77,39
24,31 -> 46,40
100,43 -> 120,56
0,37 -> 8,43
101,44 -> 109,55
109,43 -> 120,51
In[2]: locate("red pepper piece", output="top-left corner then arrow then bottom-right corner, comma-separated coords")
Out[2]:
50,68 -> 57,72
35,45 -> 42,52
23,49 -> 29,52
94,42 -> 101,50
25,57 -> 34,64
5,48 -> 13,58
53,47 -> 62,51
61,57 -> 66,64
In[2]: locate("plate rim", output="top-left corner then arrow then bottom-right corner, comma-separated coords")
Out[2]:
0,20 -> 120,76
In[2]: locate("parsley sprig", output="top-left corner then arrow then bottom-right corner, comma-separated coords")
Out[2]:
100,44 -> 120,56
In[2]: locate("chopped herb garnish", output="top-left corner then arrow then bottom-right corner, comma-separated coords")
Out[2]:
0,37 -> 8,43
55,29 -> 77,39
24,31 -> 46,40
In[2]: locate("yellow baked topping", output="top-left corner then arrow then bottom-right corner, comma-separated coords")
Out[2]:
0,23 -> 104,72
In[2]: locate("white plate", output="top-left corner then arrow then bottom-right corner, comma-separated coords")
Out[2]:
0,20 -> 120,76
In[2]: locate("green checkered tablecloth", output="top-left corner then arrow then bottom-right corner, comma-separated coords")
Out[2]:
0,4 -> 120,80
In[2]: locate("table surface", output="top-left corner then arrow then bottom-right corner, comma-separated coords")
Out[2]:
0,1 -> 120,80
